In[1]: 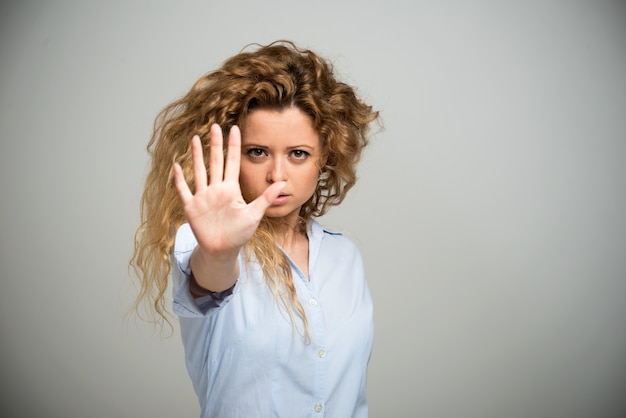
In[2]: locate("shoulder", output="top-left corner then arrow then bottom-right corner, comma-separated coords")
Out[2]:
309,219 -> 345,243
310,219 -> 362,256
312,220 -> 342,236
173,223 -> 197,254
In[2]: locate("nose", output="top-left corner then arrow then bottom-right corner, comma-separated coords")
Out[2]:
267,157 -> 287,183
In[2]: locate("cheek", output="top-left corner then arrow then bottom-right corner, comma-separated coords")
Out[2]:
301,167 -> 320,192
239,165 -> 262,201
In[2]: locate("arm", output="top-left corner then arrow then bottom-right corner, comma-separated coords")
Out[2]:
173,124 -> 285,293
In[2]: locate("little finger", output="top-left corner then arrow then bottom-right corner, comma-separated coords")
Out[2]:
190,135 -> 208,191
173,163 -> 193,203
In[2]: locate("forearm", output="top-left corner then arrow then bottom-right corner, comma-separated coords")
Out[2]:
189,245 -> 240,294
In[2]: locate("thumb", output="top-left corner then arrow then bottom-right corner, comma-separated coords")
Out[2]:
248,181 -> 287,215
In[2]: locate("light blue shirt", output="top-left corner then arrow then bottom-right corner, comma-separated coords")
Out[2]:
172,220 -> 374,418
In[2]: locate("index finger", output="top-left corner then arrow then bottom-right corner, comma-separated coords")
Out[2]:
223,125 -> 241,182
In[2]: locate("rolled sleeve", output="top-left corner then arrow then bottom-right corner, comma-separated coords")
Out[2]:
171,223 -> 235,317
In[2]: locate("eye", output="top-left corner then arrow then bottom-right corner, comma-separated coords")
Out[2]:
290,149 -> 310,160
245,148 -> 267,159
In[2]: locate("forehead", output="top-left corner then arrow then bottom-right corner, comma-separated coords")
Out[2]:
242,107 -> 320,146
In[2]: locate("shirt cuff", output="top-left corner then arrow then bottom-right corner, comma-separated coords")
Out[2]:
171,223 -> 236,317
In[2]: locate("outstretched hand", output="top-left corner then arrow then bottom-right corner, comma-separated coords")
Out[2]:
173,124 -> 285,259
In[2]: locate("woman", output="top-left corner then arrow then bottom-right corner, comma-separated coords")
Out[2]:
131,40 -> 380,417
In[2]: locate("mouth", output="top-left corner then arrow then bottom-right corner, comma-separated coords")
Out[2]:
272,194 -> 290,205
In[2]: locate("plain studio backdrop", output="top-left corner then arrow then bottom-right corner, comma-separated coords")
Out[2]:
1,1 -> 625,417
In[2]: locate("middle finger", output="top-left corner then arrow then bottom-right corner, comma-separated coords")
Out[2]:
223,125 -> 241,183
208,124 -> 224,185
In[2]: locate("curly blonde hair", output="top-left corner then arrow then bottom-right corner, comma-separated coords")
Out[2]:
130,40 -> 380,333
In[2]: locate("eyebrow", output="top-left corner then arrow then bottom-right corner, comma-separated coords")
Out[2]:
242,143 -> 316,151
287,144 -> 315,150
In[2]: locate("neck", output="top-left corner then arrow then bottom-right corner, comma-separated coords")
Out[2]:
267,216 -> 307,249
275,223 -> 303,248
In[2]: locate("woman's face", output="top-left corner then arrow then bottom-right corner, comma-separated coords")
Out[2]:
239,106 -> 322,226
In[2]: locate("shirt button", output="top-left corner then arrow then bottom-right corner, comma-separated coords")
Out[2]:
318,349 -> 326,358
314,404 -> 323,413
309,299 -> 318,308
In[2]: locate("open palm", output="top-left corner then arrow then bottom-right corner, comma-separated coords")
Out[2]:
173,124 -> 285,258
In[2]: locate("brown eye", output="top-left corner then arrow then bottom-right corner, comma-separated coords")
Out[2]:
290,150 -> 310,160
246,148 -> 266,158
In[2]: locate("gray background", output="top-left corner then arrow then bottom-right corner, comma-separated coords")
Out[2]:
1,1 -> 625,417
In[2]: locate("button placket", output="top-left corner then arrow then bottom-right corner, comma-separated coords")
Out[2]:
305,288 -> 326,415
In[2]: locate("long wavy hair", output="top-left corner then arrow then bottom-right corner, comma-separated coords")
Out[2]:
130,40 -> 380,334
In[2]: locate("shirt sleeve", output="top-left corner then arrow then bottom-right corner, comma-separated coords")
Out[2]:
171,223 -> 236,317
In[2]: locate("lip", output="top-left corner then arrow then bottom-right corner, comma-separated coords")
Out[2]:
272,194 -> 290,205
